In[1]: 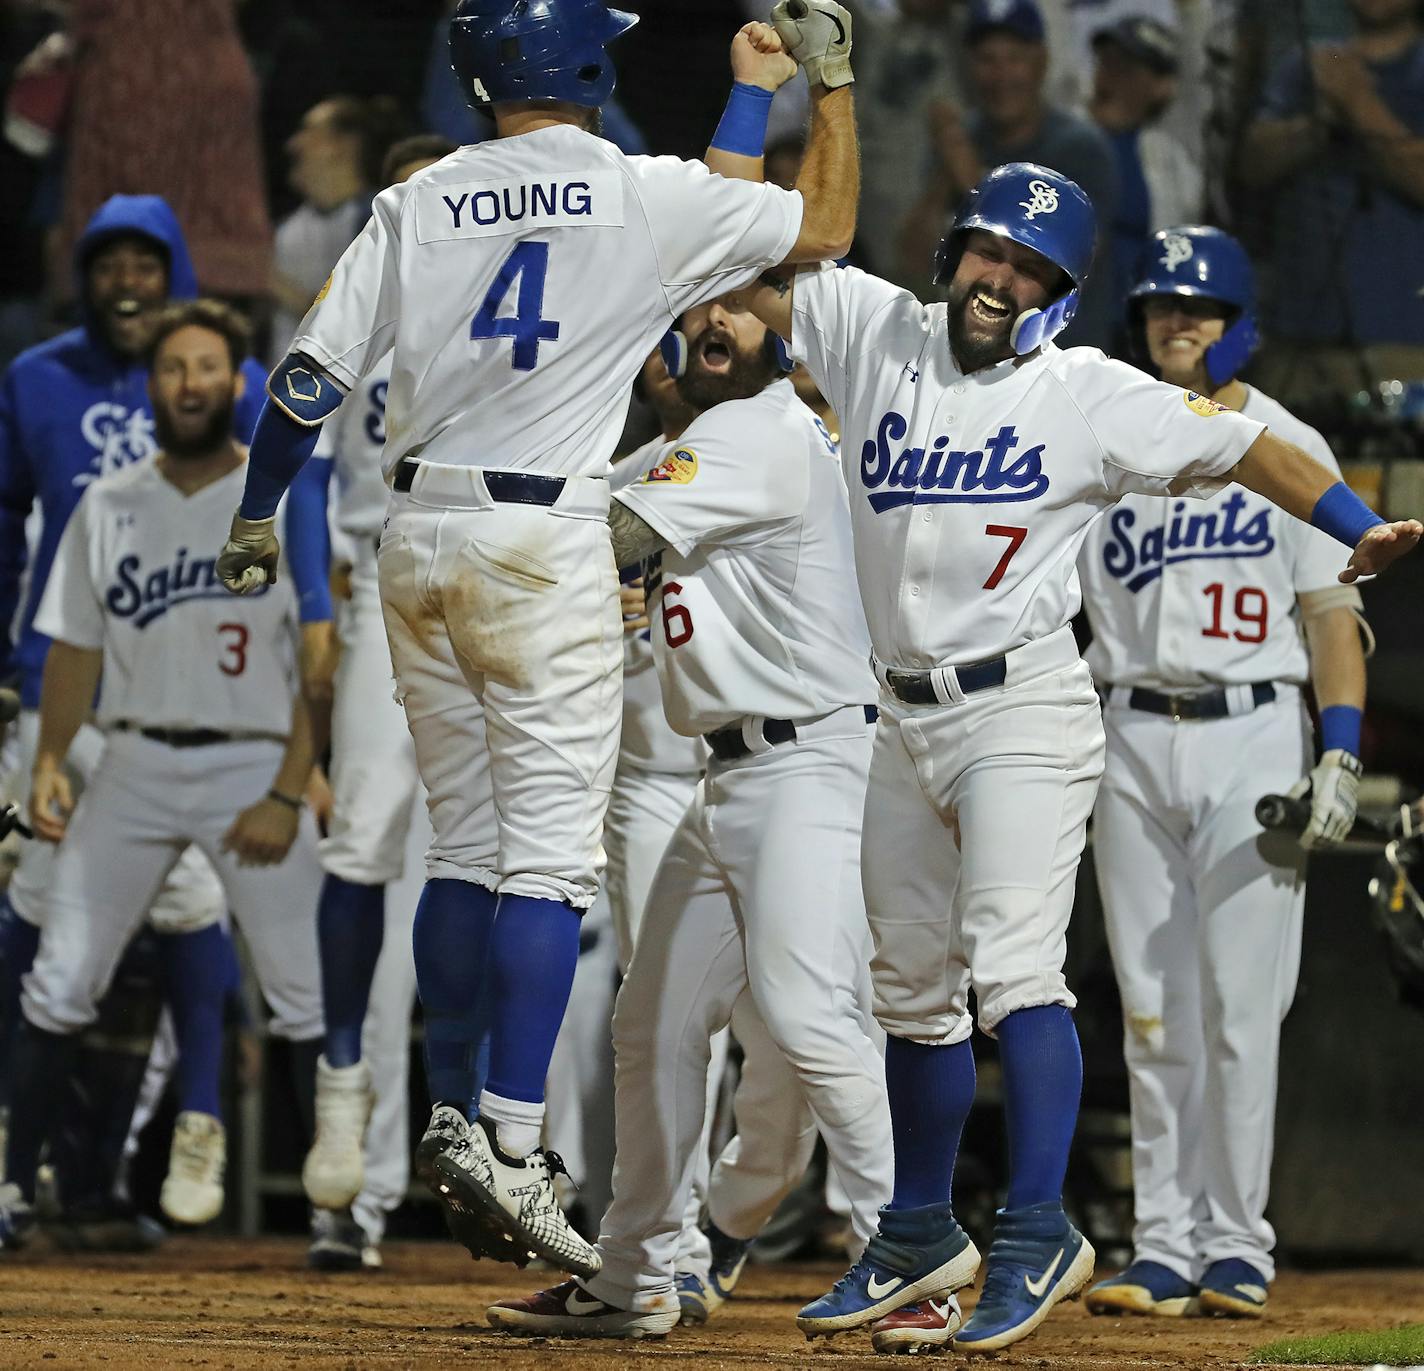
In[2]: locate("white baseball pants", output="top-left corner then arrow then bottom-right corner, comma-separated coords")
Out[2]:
22,733 -> 323,1042
8,711 -> 223,935
864,628 -> 1105,1042
586,715 -> 892,1314
377,466 -> 621,908
1093,692 -> 1309,1282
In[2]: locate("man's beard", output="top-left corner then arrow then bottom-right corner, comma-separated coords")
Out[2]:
154,397 -> 236,459
946,280 -> 1018,371
676,335 -> 779,411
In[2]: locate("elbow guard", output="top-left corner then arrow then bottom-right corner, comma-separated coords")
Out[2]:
267,353 -> 345,427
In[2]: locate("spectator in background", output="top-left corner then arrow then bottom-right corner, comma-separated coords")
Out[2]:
270,96 -> 408,360
1090,16 -> 1204,332
1239,0 -> 1424,411
899,0 -> 1120,347
54,0 -> 271,309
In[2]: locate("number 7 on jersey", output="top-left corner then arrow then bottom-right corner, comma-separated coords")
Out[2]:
983,524 -> 1028,590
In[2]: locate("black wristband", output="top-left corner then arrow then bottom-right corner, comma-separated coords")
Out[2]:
267,788 -> 303,811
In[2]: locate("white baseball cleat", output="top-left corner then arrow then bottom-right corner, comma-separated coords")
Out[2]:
431,1116 -> 601,1279
160,1110 -> 226,1226
301,1056 -> 373,1210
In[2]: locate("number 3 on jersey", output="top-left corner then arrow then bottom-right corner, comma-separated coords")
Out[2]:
471,241 -> 560,370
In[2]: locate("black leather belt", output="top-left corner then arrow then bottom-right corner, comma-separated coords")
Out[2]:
1125,681 -> 1276,721
703,705 -> 877,762
114,722 -> 234,748
882,655 -> 1008,705
393,457 -> 565,506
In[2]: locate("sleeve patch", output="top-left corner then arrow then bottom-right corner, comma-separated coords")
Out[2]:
313,273 -> 333,306
1184,390 -> 1228,417
641,447 -> 698,485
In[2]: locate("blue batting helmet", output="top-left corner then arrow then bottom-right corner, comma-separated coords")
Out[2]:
449,0 -> 638,112
933,162 -> 1097,354
1128,225 -> 1259,385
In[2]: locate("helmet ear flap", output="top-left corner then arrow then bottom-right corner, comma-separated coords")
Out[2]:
659,330 -> 688,380
763,329 -> 795,374
1203,313 -> 1260,387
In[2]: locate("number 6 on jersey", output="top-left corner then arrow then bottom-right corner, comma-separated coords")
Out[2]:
470,241 -> 561,370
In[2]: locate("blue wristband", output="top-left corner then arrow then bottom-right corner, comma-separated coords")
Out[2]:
710,82 -> 774,158
1319,704 -> 1362,758
1310,480 -> 1384,549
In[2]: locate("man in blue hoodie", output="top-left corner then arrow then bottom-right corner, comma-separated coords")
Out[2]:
0,196 -> 267,1244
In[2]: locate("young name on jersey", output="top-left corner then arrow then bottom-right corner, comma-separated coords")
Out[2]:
1100,492 -> 1277,593
415,172 -> 624,242
859,413 -> 1049,512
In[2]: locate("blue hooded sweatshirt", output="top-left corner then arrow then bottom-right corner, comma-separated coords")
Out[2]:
0,195 -> 267,704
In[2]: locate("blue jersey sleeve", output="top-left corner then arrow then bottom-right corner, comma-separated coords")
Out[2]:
284,454 -> 335,623
0,369 -> 35,679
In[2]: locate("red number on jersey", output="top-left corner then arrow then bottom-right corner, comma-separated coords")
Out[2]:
1202,583 -> 1269,644
217,622 -> 249,676
660,580 -> 694,648
983,525 -> 1028,590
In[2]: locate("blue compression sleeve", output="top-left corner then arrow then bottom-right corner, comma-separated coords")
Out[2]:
1319,703 -> 1362,757
285,456 -> 335,622
239,394 -> 323,520
1310,481 -> 1385,549
710,83 -> 774,157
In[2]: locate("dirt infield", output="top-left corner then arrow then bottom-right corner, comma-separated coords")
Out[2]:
0,1238 -> 1417,1369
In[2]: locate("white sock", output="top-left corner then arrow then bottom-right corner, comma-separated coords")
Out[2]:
479,1089 -> 544,1158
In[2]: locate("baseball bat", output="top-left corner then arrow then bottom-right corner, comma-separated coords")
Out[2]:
1254,793 -> 1395,847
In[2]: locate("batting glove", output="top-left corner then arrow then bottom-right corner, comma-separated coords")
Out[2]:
1289,748 -> 1362,849
770,0 -> 854,90
217,512 -> 281,594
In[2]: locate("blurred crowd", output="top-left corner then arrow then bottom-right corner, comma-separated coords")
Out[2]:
0,0 -> 1422,432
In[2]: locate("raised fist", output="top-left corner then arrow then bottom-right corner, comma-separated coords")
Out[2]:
770,0 -> 854,91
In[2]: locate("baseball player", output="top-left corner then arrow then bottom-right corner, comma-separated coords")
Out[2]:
0,195 -> 269,1236
283,134 -> 454,1263
0,301 -> 326,1252
214,0 -> 859,1276
731,161 -> 1420,1355
486,291 -> 892,1338
1079,227 -> 1369,1319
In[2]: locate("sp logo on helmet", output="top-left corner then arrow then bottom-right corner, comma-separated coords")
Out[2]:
1161,233 -> 1194,271
1019,179 -> 1059,220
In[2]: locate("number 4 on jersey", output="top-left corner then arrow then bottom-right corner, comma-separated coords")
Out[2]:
470,241 -> 560,370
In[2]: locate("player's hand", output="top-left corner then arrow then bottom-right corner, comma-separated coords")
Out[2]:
29,758 -> 73,843
305,766 -> 334,837
1339,519 -> 1423,583
1310,45 -> 1377,118
221,796 -> 299,866
1288,749 -> 1362,849
217,513 -> 281,594
300,620 -> 340,704
620,578 -> 650,634
771,0 -> 854,91
730,21 -> 797,91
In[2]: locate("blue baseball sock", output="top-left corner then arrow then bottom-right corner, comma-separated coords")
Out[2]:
884,1035 -> 977,1210
996,1004 -> 1082,1210
317,875 -> 386,1069
413,878 -> 496,1112
0,896 -> 40,1110
483,894 -> 582,1107
5,1017 -> 78,1203
158,923 -> 232,1119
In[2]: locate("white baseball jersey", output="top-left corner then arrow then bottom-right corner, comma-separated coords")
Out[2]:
313,352 -> 392,540
36,458 -> 298,735
1078,387 -> 1355,690
790,265 -> 1269,667
294,130 -> 803,479
612,439 -> 703,774
614,378 -> 875,736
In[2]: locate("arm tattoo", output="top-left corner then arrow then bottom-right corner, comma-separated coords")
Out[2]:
609,497 -> 671,568
760,269 -> 792,297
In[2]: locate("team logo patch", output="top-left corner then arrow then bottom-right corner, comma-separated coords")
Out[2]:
1184,390 -> 1227,417
1019,179 -> 1059,220
313,274 -> 333,306
642,447 -> 698,484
